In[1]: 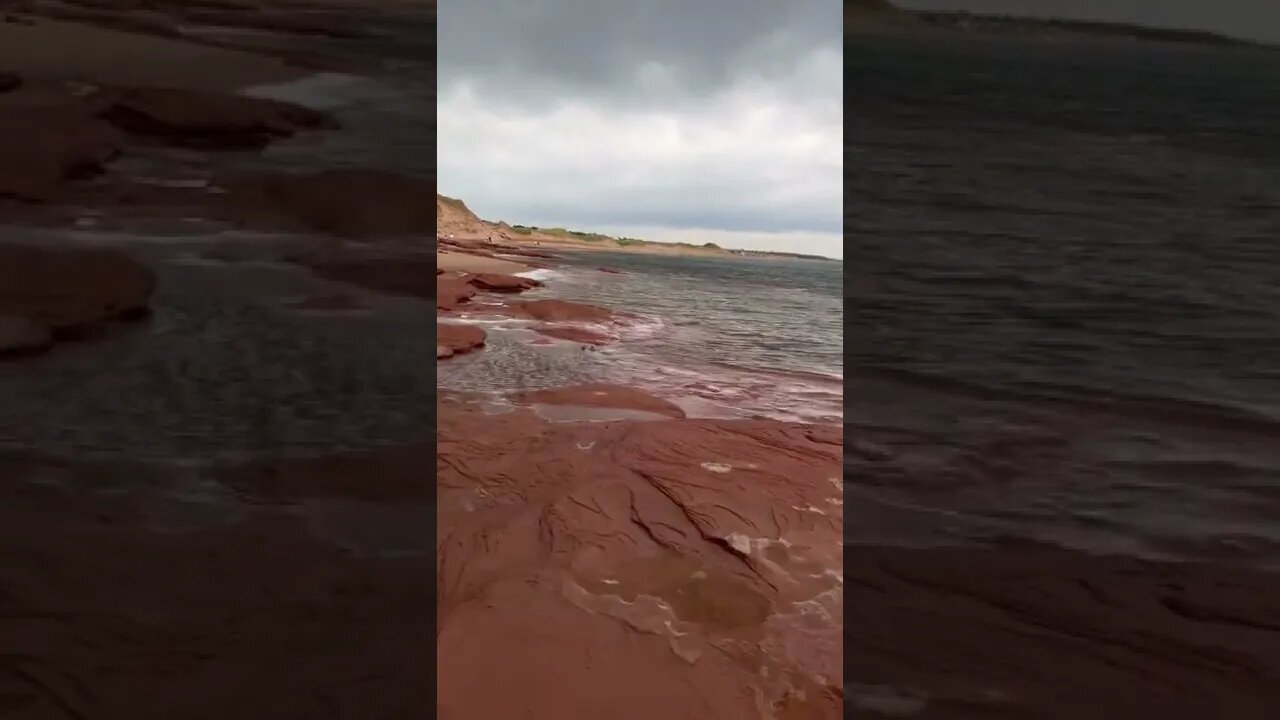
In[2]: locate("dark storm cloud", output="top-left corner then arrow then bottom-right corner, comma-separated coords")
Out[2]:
897,0 -> 1280,43
437,0 -> 844,254
439,0 -> 841,102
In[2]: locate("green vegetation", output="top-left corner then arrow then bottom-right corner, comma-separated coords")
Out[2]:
615,237 -> 644,247
557,228 -> 612,242
702,242 -> 721,249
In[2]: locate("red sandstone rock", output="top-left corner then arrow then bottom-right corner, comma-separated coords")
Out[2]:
0,243 -> 154,342
182,7 -> 366,38
469,273 -> 541,293
514,384 -> 685,418
0,105 -> 123,201
0,314 -> 53,357
225,170 -> 433,237
437,323 -> 485,359
436,273 -> 476,310
436,398 -> 843,718
299,256 -> 436,301
513,298 -> 614,323
0,452 -> 433,719
96,86 -> 332,149
533,325 -> 614,345
288,293 -> 366,312
846,545 -> 1280,718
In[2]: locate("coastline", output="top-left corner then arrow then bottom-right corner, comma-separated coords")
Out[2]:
1,4 -> 441,717
434,235 -> 845,716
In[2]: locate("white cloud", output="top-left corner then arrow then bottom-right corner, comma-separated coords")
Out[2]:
438,1 -> 842,258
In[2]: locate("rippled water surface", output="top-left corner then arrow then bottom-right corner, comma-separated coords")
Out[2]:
439,251 -> 844,423
849,36 -> 1280,567
0,28 -> 435,460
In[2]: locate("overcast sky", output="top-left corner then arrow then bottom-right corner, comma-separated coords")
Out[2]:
897,0 -> 1280,43
437,0 -> 843,259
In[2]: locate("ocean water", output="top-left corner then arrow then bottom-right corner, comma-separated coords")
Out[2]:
438,251 -> 844,423
849,35 -> 1280,567
0,28 -> 437,460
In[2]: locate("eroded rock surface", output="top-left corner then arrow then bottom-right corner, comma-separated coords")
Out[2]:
300,255 -> 435,300
0,314 -> 53,357
0,243 -> 154,348
96,86 -> 331,149
0,453 -> 433,719
437,324 -> 485,359
0,101 -> 122,201
226,170 -> 433,237
468,272 -> 541,293
513,298 -> 614,323
437,398 -> 843,719
846,545 -> 1280,719
435,273 -> 476,310
515,383 -> 686,419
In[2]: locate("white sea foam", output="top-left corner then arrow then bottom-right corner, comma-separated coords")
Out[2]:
515,268 -> 561,282
242,73 -> 397,111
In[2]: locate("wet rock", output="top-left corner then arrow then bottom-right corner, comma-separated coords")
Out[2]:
0,452 -> 433,719
96,86 -> 331,149
533,325 -> 614,345
437,273 -> 476,310
437,323 -> 485,359
513,298 -> 614,323
288,293 -> 366,312
437,398 -> 842,718
847,545 -> 1280,719
469,273 -> 541,293
514,384 -> 685,418
0,106 -> 122,201
226,170 -> 433,237
0,243 -> 154,342
0,314 -> 52,357
299,255 -> 435,300
29,5 -> 183,36
182,8 -> 368,38
215,451 -> 435,503
598,266 -> 622,274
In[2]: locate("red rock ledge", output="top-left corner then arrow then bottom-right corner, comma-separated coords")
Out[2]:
436,397 -> 843,719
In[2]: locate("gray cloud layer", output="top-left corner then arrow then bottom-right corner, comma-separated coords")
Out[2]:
438,0 -> 843,256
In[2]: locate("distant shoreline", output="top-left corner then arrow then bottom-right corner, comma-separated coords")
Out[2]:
509,235 -> 841,262
849,5 -> 1275,50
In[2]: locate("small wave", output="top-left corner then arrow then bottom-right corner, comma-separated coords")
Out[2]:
242,73 -> 399,110
615,314 -> 666,341
515,268 -> 562,282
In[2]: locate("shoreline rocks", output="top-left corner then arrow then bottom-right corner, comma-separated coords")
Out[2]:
0,243 -> 154,357
437,397 -> 843,718
513,298 -> 614,323
514,383 -> 686,418
224,170 -> 434,237
469,272 -> 542,293
96,86 -> 332,149
438,323 -> 485,359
